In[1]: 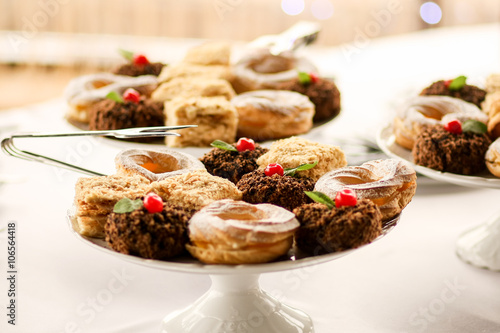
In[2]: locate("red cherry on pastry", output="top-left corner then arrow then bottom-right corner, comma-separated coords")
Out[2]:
265,163 -> 284,177
236,137 -> 256,152
444,79 -> 452,89
143,193 -> 163,213
123,88 -> 141,103
309,73 -> 319,84
133,53 -> 150,66
444,119 -> 462,134
335,188 -> 357,208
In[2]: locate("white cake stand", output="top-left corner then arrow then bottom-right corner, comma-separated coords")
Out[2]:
68,209 -> 399,332
377,125 -> 500,271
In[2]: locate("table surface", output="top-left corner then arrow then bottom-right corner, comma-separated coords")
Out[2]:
1,23 -> 500,333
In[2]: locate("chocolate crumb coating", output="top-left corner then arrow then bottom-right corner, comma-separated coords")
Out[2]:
276,77 -> 341,122
420,80 -> 486,108
88,99 -> 164,131
293,200 -> 382,255
105,205 -> 195,259
200,144 -> 269,184
237,170 -> 314,211
413,125 -> 491,175
112,62 -> 165,77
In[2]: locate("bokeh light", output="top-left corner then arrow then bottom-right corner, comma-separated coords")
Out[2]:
420,2 -> 442,24
281,0 -> 305,16
311,0 -> 334,20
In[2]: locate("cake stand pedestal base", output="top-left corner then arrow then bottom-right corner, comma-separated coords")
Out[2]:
456,212 -> 500,271
161,273 -> 314,333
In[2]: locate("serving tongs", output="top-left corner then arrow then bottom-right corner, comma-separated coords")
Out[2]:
249,20 -> 321,55
1,125 -> 196,177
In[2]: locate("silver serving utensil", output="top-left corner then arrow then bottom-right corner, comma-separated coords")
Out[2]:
1,125 -> 197,176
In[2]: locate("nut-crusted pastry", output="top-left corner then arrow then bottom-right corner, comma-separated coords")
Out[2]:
486,138 -> 500,177
420,79 -> 486,108
115,148 -> 206,182
165,96 -> 238,147
231,90 -> 314,141
314,159 -> 417,221
294,200 -> 382,255
183,41 -> 231,66
152,77 -> 235,102
73,175 -> 151,238
256,137 -> 347,182
392,95 -> 488,150
149,170 -> 242,211
186,199 -> 299,264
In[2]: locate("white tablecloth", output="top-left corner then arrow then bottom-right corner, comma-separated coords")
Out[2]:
1,23 -> 500,333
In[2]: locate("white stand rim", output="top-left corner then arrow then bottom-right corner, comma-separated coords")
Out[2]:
161,273 -> 314,333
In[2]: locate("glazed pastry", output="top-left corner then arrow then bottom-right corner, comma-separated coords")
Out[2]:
149,170 -> 242,211
256,137 -> 347,182
115,148 -> 206,182
106,202 -> 194,259
231,90 -> 314,141
73,175 -> 151,238
88,97 -> 164,134
165,96 -> 238,147
420,78 -> 486,108
186,199 -> 299,264
393,95 -> 488,150
230,48 -> 317,93
486,138 -> 500,177
293,200 -> 382,255
314,159 -> 417,220
413,124 -> 491,175
152,77 -> 235,102
275,74 -> 341,122
200,139 -> 269,184
64,73 -> 158,123
237,169 -> 314,212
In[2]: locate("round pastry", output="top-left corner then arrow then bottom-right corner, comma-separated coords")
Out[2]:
113,62 -> 165,77
236,169 -> 314,211
105,203 -> 193,260
314,159 -> 417,221
293,200 -> 382,255
186,199 -> 299,264
231,48 -> 317,93
393,95 -> 488,150
88,98 -> 164,135
420,79 -> 486,108
486,138 -> 500,177
200,141 -> 269,184
275,75 -> 341,123
256,137 -> 347,182
413,124 -> 491,175
64,73 -> 158,123
482,91 -> 500,139
231,90 -> 315,141
115,149 -> 205,182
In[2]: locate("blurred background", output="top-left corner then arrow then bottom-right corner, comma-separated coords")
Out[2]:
0,0 -> 498,109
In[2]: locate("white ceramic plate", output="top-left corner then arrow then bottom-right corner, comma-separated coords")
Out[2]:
376,125 -> 500,189
67,208 -> 400,275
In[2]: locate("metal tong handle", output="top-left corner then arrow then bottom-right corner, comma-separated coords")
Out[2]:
1,125 -> 197,176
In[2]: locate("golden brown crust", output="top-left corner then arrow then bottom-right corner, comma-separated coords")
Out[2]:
183,41 -> 231,66
149,170 -> 242,211
157,63 -> 232,83
152,77 -> 235,102
486,138 -> 500,177
256,137 -> 347,181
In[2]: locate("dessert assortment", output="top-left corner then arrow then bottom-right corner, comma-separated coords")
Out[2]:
71,136 -> 417,265
391,74 -> 500,177
63,41 -> 342,146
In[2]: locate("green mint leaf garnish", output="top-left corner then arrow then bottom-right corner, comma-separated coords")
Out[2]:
448,75 -> 467,91
298,71 -> 311,85
284,161 -> 318,177
118,49 -> 134,62
211,140 -> 238,152
462,119 -> 487,134
106,91 -> 124,103
305,191 -> 335,210
113,198 -> 143,213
